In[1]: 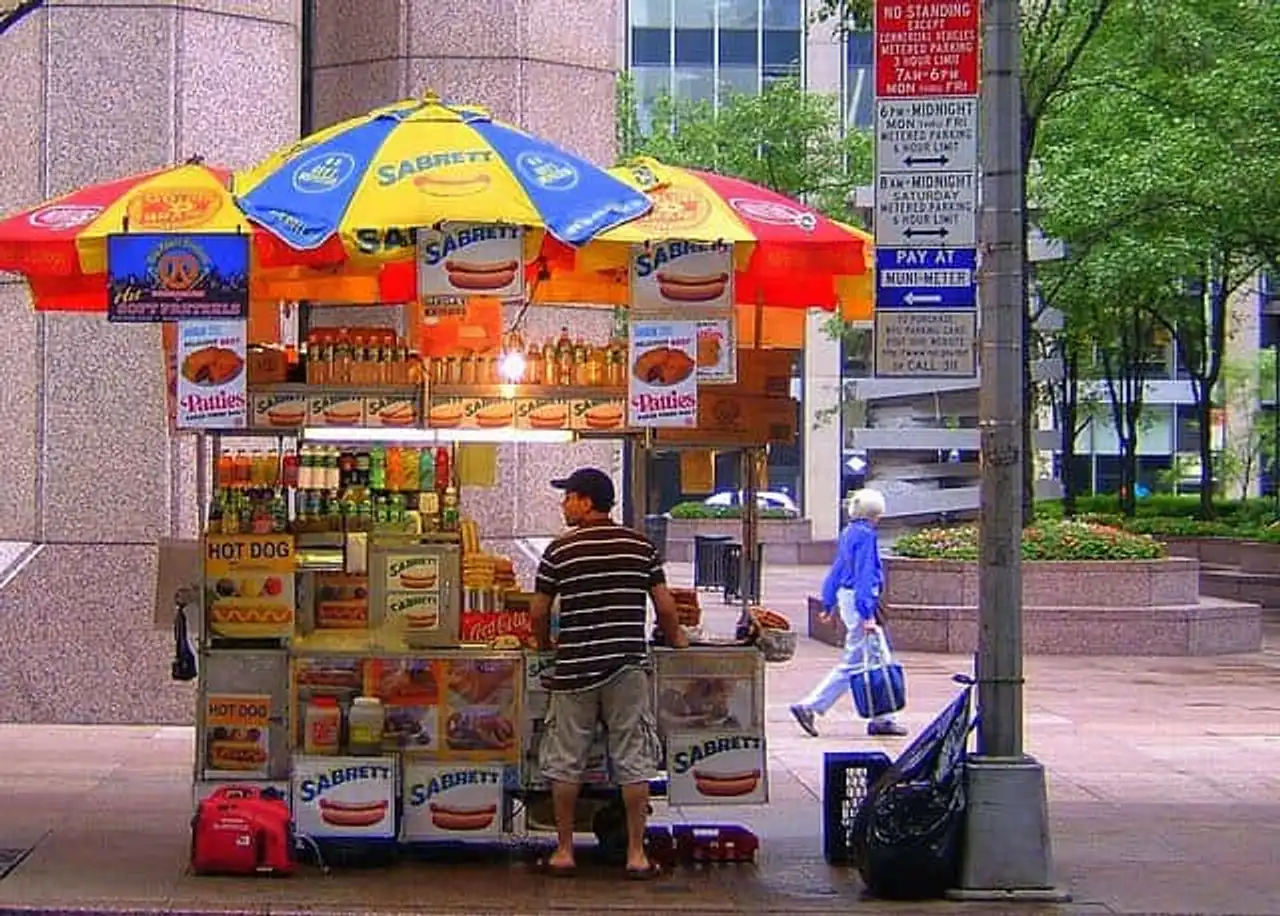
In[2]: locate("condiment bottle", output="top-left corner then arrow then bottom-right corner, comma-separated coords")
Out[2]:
441,485 -> 460,532
304,696 -> 342,755
348,697 -> 385,756
526,342 -> 543,385
282,449 -> 299,489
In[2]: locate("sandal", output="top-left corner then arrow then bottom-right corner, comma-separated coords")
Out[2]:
537,858 -> 577,878
625,862 -> 663,881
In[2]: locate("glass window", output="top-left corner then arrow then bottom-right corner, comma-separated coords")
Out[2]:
632,66 -> 673,132
1175,404 -> 1200,453
1261,308 -> 1280,350
846,29 -> 873,68
763,28 -> 801,67
846,63 -> 873,128
718,0 -> 759,28
763,0 -> 802,28
676,0 -> 714,27
631,27 -> 671,66
674,28 -> 714,65
674,66 -> 715,101
718,28 -> 758,65
840,324 -> 873,378
719,65 -> 760,98
630,0 -> 673,28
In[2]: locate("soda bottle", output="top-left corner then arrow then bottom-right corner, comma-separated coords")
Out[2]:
216,451 -> 234,490
386,447 -> 403,492
401,447 -> 419,492
369,446 -> 387,491
434,446 -> 451,490
233,450 -> 252,489
282,449 -> 299,489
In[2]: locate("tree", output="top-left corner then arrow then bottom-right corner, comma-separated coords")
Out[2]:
1036,0 -> 1280,518
814,0 -> 1119,525
1218,350 -> 1278,500
615,75 -> 872,218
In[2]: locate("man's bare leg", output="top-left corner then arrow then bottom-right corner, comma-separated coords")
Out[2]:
550,779 -> 580,868
620,780 -> 651,871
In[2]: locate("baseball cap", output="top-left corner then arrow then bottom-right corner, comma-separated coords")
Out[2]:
551,467 -> 616,511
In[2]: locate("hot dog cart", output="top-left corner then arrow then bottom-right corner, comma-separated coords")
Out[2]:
184,292 -> 791,855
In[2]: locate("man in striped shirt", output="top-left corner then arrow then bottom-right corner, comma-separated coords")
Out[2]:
530,467 -> 688,880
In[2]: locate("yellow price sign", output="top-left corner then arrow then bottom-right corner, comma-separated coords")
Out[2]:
205,533 -> 295,575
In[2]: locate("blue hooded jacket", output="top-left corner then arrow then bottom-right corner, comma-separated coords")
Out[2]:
820,519 -> 883,621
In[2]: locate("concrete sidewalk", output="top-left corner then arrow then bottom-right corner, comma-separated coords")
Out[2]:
0,566 -> 1278,914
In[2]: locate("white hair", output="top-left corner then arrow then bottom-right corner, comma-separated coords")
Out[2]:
847,487 -> 886,520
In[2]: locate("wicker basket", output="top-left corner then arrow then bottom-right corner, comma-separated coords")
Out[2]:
756,627 -> 797,663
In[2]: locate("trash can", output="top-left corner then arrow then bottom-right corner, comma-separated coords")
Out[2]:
693,534 -> 733,590
722,542 -> 764,604
644,514 -> 669,561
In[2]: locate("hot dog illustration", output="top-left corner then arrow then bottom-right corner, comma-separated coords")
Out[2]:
399,569 -> 438,590
656,270 -> 729,303
264,401 -> 306,427
321,401 -> 362,425
692,768 -> 761,798
445,258 -> 519,292
377,401 -> 417,427
428,803 -> 498,832
413,172 -> 492,197
317,798 -> 389,828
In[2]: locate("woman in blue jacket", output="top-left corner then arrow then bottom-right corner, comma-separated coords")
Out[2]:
789,488 -> 908,738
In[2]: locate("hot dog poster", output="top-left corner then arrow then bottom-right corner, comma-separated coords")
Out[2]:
417,223 -> 525,305
401,762 -> 504,841
203,693 -> 270,778
666,732 -> 768,806
630,240 -> 733,312
292,756 -> 398,839
440,657 -> 522,764
370,657 -> 441,753
628,319 -> 699,428
176,319 -> 248,429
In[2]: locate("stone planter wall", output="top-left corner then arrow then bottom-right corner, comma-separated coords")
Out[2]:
866,556 -> 1262,656
663,517 -> 814,564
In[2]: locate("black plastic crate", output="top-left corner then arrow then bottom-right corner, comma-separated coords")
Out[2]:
823,750 -> 892,864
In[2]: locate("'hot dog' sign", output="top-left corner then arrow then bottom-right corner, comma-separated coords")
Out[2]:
630,240 -> 733,313
417,221 -> 525,303
292,755 -> 397,840
666,731 -> 768,807
402,762 -> 504,841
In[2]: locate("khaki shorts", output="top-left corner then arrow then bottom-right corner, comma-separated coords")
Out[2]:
539,666 -> 661,786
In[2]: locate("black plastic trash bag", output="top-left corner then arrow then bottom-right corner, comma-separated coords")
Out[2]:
851,675 -> 975,900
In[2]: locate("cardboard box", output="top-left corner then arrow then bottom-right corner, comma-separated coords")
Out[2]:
291,755 -> 398,839
655,393 -> 797,446
401,761 -> 504,841
666,731 -> 768,806
731,349 -> 796,397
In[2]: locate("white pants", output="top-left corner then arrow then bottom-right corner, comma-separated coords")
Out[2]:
800,587 -> 899,723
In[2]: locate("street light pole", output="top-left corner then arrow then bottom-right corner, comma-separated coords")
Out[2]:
949,0 -> 1067,900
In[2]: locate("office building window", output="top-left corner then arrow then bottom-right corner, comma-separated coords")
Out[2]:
1175,403 -> 1201,453
632,0 -> 673,27
719,0 -> 760,28
674,28 -> 714,65
627,0 -> 804,109
845,30 -> 874,128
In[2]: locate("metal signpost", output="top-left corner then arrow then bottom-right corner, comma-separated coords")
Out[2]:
872,1 -> 980,380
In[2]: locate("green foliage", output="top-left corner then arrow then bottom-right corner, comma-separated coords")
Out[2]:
1038,0 -> 1280,516
894,520 -> 1166,561
1036,495 -> 1280,539
615,75 -> 871,220
668,502 -> 794,520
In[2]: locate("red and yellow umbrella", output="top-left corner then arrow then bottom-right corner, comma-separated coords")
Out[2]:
529,157 -> 874,324
0,161 -> 375,315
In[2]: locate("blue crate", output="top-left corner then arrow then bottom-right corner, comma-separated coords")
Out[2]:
822,750 -> 892,864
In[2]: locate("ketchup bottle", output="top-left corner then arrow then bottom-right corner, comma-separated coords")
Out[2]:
434,446 -> 451,490
282,448 -> 299,489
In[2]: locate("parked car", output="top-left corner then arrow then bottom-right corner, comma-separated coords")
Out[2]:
703,490 -> 800,517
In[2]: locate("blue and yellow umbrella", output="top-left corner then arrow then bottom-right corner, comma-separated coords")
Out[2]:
235,92 -> 652,272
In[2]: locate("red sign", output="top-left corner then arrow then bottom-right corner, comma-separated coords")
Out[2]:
459,609 -> 537,649
875,0 -> 980,98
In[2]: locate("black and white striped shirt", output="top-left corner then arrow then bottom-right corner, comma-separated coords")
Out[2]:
535,522 -> 665,692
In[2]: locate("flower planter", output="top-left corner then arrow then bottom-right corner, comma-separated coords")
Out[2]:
879,556 -> 1261,656
663,517 -> 814,564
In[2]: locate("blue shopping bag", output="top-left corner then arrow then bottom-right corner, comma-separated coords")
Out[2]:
849,631 -> 907,719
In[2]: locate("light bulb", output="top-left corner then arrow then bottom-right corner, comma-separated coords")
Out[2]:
499,350 -> 527,382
